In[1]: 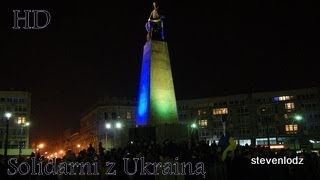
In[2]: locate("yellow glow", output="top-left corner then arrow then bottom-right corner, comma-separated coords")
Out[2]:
17,117 -> 26,124
77,144 -> 81,148
285,102 -> 295,110
285,124 -> 298,133
127,112 -> 131,119
278,96 -> 293,101
38,143 -> 45,149
269,145 -> 284,149
59,150 -> 64,154
213,108 -> 228,115
199,120 -> 208,126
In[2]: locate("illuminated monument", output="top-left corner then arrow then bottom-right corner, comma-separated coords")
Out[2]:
137,2 -> 178,126
136,2 -> 179,128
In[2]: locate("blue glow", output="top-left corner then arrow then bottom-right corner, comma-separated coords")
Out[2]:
136,42 -> 151,125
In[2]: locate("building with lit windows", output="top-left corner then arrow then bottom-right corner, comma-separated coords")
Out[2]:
76,87 -> 320,150
177,87 -> 320,149
0,91 -> 32,156
79,97 -> 136,150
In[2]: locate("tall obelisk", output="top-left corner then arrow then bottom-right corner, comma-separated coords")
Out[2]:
136,2 -> 178,126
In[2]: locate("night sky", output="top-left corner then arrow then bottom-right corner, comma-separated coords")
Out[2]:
0,1 -> 319,142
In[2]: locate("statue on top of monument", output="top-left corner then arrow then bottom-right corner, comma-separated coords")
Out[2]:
145,2 -> 165,41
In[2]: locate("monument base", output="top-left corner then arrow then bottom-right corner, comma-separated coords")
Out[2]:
129,124 -> 189,144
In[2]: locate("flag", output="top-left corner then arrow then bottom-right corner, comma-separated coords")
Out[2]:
218,131 -> 236,161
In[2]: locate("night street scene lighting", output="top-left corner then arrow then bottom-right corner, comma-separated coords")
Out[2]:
1,1 -> 320,179
4,112 -> 12,161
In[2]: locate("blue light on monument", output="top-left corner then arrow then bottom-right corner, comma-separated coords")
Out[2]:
136,43 -> 151,125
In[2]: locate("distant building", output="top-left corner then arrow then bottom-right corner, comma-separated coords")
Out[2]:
177,87 -> 320,149
79,97 -> 136,150
0,91 -> 32,155
76,87 -> 320,151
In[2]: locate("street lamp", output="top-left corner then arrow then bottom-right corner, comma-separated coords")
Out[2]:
4,112 -> 12,161
59,150 -> 64,158
114,122 -> 122,147
105,122 -> 123,149
18,121 -> 30,158
106,123 -> 111,129
115,122 -> 122,129
188,122 -> 198,140
77,144 -> 81,153
37,143 -> 45,156
191,123 -> 197,129
293,114 -> 303,150
294,115 -> 303,121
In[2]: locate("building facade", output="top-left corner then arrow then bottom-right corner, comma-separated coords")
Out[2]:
177,87 -> 320,149
0,91 -> 32,155
74,87 -> 320,152
79,97 -> 136,150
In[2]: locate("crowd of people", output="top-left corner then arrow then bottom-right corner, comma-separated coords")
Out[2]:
1,138 -> 320,180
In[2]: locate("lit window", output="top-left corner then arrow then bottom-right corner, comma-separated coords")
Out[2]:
285,124 -> 298,133
126,112 -> 131,119
198,110 -> 201,116
284,114 -> 289,119
199,120 -> 208,127
238,139 -> 251,146
285,102 -> 295,110
275,96 -> 293,101
213,108 -> 228,115
16,117 -> 26,124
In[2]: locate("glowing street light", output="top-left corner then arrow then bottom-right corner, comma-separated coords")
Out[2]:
115,122 -> 122,129
105,122 -> 123,149
292,114 -> 303,150
37,143 -> 45,155
191,123 -> 197,129
18,120 -> 30,158
38,143 -> 45,149
4,112 -> 12,161
188,122 -> 198,140
294,115 -> 303,121
5,112 -> 12,119
106,123 -> 111,129
77,144 -> 81,152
